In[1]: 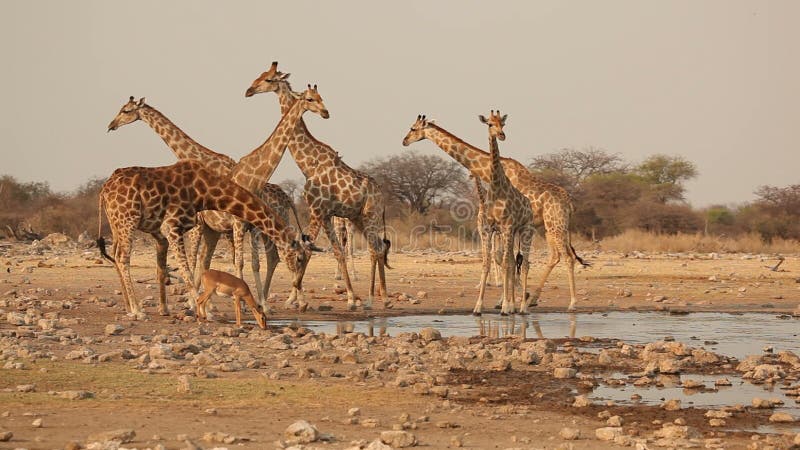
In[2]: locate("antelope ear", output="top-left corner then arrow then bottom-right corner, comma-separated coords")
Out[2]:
478,115 -> 488,124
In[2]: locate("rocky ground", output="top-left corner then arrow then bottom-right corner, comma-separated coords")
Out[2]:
1,235 -> 800,449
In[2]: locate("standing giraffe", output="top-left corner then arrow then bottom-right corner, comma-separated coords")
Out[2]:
97,160 -> 313,317
477,111 -> 534,315
333,216 -> 357,281
107,97 -> 299,307
402,115 -> 590,311
245,62 -> 391,310
231,83 -> 330,311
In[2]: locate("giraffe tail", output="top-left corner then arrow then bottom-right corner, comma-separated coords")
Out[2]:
570,243 -> 590,267
382,206 -> 392,270
96,195 -> 115,263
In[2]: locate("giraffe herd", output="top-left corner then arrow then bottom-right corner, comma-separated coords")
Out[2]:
98,61 -> 588,322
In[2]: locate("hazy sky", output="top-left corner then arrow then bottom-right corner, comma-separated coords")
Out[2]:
1,1 -> 798,207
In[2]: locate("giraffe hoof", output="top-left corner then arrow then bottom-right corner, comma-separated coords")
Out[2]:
500,312 -> 508,317
493,305 -> 502,310
159,310 -> 169,317
299,303 -> 308,313
347,304 -> 356,312
383,301 -> 393,309
472,311 -> 482,317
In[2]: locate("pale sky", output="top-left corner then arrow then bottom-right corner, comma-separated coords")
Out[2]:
1,1 -> 797,207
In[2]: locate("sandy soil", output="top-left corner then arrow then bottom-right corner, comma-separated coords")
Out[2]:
0,239 -> 799,450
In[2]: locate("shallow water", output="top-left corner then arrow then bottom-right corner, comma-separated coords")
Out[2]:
270,311 -> 800,360
591,373 -> 800,432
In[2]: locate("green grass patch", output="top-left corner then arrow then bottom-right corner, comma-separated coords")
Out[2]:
0,361 -> 378,409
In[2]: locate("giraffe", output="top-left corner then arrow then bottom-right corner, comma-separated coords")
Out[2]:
107,96 -> 299,308
333,216 -> 357,281
471,175 -> 504,290
244,62 -> 391,310
96,159 -> 313,317
402,115 -> 590,311
231,83 -> 330,311
477,111 -> 534,315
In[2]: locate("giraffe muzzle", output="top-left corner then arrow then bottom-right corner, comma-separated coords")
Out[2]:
497,133 -> 506,141
320,109 -> 330,119
244,87 -> 256,97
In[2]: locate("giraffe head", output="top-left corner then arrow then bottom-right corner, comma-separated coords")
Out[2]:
402,114 -> 434,146
297,84 -> 330,119
478,110 -> 507,141
279,235 -> 321,303
244,61 -> 291,97
107,96 -> 146,132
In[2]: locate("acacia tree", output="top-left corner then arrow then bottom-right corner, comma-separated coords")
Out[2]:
529,147 -> 627,194
360,151 -> 467,214
635,154 -> 698,203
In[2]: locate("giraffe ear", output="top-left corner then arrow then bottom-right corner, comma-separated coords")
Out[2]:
478,115 -> 488,124
137,97 -> 146,106
279,72 -> 291,80
501,114 -> 508,124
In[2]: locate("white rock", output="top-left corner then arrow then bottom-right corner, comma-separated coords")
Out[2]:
769,412 -> 795,423
380,430 -> 417,448
595,427 -> 623,441
284,420 -> 319,444
419,328 -> 441,341
559,427 -> 581,440
572,395 -> 591,408
554,368 -> 577,379
365,439 -> 394,450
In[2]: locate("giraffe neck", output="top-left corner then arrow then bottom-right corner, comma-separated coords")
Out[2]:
273,81 -> 340,179
138,106 -> 236,167
489,134 -> 511,192
425,124 -> 493,183
188,161 -> 296,247
231,97 -> 307,193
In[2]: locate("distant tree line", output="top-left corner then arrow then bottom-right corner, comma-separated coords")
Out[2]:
1,148 -> 798,245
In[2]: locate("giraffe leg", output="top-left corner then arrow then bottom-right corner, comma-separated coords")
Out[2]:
195,226 -> 221,291
184,225 -> 202,286
348,227 -> 358,282
333,219 -> 346,280
492,232 -> 505,308
111,224 -> 139,315
261,236 -> 279,312
322,218 -> 357,310
161,221 -> 200,311
231,223 -> 247,318
358,209 -> 390,309
563,235 -> 579,311
473,221 -> 492,316
152,233 -> 170,316
517,225 -> 535,315
491,232 -> 503,287
530,231 -> 561,308
501,232 -> 515,315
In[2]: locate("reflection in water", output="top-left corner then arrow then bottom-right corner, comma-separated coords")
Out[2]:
475,313 -> 576,339
336,318 -> 388,337
592,373 -> 800,423
268,312 -> 799,360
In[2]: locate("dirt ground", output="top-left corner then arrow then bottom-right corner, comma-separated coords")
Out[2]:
1,239 -> 799,450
